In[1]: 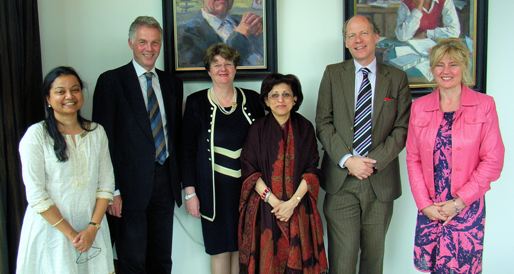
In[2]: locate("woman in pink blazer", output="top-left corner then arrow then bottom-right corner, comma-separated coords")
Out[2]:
406,39 -> 504,273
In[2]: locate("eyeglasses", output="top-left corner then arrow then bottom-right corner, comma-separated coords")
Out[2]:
76,246 -> 101,264
346,31 -> 370,41
211,63 -> 235,70
268,92 -> 294,100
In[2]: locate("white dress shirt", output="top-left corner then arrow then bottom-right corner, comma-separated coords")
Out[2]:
339,58 -> 378,168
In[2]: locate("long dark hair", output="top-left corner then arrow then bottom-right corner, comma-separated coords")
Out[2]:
42,66 -> 93,161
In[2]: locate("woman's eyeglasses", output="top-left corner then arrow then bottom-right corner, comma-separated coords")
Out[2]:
268,92 -> 293,100
76,246 -> 101,264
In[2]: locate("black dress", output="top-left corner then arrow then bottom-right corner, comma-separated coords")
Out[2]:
201,103 -> 250,254
181,88 -> 264,255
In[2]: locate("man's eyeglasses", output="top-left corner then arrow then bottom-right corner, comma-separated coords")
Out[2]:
346,31 -> 370,41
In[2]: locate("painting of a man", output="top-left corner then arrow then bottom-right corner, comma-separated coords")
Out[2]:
176,0 -> 264,69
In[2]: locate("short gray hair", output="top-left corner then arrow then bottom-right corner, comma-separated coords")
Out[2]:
128,16 -> 162,42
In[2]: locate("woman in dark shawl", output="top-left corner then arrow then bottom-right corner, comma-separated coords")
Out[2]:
239,73 -> 327,274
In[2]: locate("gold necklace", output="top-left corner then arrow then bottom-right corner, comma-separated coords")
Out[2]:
209,88 -> 238,115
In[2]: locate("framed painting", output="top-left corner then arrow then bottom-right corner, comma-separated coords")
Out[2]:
344,0 -> 487,93
163,0 -> 277,80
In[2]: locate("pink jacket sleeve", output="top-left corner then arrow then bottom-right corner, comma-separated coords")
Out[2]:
455,98 -> 505,205
406,102 -> 434,210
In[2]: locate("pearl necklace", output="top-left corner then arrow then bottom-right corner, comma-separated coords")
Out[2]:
209,87 -> 238,115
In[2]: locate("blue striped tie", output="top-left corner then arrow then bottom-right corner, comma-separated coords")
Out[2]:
145,72 -> 167,165
353,68 -> 372,156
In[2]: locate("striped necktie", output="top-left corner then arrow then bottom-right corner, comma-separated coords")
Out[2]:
145,72 -> 167,165
353,67 -> 372,156
218,18 -> 234,42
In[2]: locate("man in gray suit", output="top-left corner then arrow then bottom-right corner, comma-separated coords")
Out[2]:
316,15 -> 411,274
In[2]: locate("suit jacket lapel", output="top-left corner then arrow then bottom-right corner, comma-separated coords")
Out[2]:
156,70 -> 174,121
341,61 -> 356,124
156,69 -> 175,154
372,63 -> 389,133
122,63 -> 153,141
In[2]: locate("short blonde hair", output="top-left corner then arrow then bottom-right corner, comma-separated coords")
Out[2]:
429,38 -> 472,86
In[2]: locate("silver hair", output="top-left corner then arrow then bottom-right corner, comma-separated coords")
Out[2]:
128,16 -> 162,42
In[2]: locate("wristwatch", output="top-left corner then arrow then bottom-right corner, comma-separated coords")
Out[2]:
88,221 -> 101,230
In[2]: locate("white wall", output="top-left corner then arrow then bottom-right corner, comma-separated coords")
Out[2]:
38,0 -> 513,273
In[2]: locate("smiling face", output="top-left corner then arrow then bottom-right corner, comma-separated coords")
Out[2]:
264,83 -> 297,124
432,54 -> 463,91
129,25 -> 162,71
345,16 -> 380,66
203,0 -> 234,18
208,55 -> 236,86
46,74 -> 84,119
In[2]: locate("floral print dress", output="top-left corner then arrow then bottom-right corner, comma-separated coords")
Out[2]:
414,112 -> 485,274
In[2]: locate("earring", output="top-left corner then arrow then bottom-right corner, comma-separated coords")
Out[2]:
48,104 -> 51,108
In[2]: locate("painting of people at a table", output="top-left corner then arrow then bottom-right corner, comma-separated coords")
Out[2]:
173,0 -> 266,71
353,0 -> 474,88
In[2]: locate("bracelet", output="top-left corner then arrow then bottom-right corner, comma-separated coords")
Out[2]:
260,187 -> 270,200
52,218 -> 64,227
453,199 -> 462,214
88,221 -> 101,230
184,192 -> 196,201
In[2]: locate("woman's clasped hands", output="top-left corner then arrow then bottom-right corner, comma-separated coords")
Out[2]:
422,198 -> 465,226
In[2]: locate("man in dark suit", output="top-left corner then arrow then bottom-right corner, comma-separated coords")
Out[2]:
177,0 -> 263,67
316,15 -> 411,274
92,16 -> 183,274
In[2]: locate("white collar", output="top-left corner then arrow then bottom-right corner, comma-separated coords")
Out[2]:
201,9 -> 236,30
353,58 -> 377,75
132,59 -> 157,77
424,0 -> 440,13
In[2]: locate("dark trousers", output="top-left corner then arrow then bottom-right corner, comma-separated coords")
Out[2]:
117,162 -> 175,274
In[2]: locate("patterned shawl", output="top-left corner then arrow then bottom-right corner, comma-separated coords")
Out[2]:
239,114 -> 327,274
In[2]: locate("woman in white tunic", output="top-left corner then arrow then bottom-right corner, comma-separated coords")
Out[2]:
16,66 -> 115,274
